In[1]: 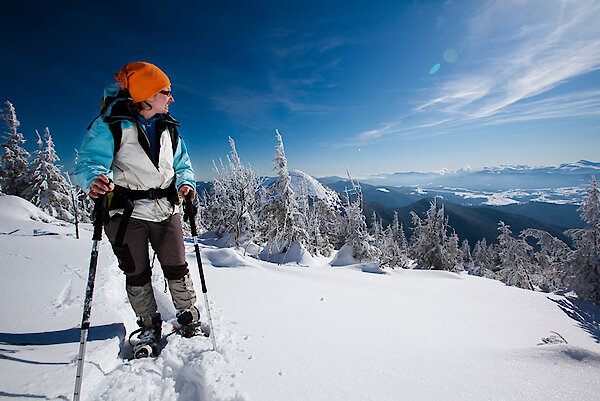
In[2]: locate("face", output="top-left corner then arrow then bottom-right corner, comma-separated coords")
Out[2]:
145,86 -> 174,115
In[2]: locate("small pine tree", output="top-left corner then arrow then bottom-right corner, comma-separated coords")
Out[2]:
497,221 -> 535,290
0,101 -> 30,196
340,171 -> 378,262
461,239 -> 472,264
391,211 -> 408,253
313,197 -> 342,256
566,177 -> 600,304
20,128 -> 72,219
410,199 -> 463,271
521,228 -> 570,292
71,149 -> 93,223
259,130 -> 308,262
206,137 -> 264,247
471,238 -> 496,278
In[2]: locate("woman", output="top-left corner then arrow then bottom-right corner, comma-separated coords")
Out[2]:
75,62 -> 200,357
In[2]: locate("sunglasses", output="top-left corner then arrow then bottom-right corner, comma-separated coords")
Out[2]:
158,89 -> 172,97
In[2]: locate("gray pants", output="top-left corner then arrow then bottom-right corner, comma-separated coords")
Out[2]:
104,214 -> 197,327
104,214 -> 189,286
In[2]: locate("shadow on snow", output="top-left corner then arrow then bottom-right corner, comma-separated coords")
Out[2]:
0,323 -> 126,346
550,296 -> 600,343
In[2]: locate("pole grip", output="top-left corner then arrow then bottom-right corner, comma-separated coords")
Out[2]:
91,194 -> 108,241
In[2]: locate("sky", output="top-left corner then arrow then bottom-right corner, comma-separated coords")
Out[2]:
1,0 -> 599,181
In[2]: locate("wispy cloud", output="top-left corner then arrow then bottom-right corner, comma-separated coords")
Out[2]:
348,0 -> 600,147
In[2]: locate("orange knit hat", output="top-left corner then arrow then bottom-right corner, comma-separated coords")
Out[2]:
114,62 -> 171,103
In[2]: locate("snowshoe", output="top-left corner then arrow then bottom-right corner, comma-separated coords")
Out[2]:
172,321 -> 209,338
133,340 -> 157,359
129,313 -> 162,359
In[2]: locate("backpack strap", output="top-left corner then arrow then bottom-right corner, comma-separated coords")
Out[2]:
109,121 -> 124,155
168,123 -> 180,154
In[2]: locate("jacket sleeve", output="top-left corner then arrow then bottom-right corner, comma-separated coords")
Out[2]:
74,120 -> 115,193
173,135 -> 196,191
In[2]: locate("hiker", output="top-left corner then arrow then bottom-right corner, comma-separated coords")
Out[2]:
75,61 -> 200,355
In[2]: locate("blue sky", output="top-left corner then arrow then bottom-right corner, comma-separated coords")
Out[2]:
2,0 -> 599,181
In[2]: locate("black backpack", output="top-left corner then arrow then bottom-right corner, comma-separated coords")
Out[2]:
86,88 -> 180,158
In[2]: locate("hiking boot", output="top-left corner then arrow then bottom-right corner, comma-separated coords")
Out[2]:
176,306 -> 201,338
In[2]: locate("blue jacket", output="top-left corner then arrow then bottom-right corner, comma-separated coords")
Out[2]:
75,83 -> 196,221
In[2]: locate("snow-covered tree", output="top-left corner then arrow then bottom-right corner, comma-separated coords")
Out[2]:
370,211 -> 384,245
205,137 -> 264,247
339,171 -> 378,262
379,224 -> 410,268
521,228 -> 570,292
314,197 -> 343,257
259,130 -> 308,262
20,128 -> 71,219
461,239 -> 472,264
391,211 -> 408,253
566,177 -> 600,304
497,221 -> 535,290
471,238 -> 496,278
410,199 -> 463,271
0,101 -> 30,196
298,182 -> 339,257
71,149 -> 94,224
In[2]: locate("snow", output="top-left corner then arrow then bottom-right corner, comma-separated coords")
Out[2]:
1,194 -> 600,400
376,187 -> 390,193
483,193 -> 520,206
289,169 -> 339,205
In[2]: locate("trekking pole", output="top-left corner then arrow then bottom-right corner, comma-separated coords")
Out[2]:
183,194 -> 217,350
73,194 -> 108,401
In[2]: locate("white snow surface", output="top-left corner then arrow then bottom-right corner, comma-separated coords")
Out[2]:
1,194 -> 600,400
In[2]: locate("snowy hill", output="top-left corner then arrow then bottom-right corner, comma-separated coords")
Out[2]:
261,169 -> 341,207
1,195 -> 600,400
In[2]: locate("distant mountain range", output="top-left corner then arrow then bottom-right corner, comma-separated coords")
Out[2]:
324,160 -> 600,191
319,179 -> 582,245
197,161 -> 593,247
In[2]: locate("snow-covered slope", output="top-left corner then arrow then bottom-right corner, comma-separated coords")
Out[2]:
1,195 -> 600,400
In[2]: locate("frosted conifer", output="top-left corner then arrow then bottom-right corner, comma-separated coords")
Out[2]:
206,137 -> 264,247
0,101 -> 30,196
410,199 -> 462,271
471,238 -> 496,278
522,228 -> 570,292
20,128 -> 71,219
497,221 -> 535,290
566,177 -> 600,303
259,130 -> 307,262
340,171 -> 378,262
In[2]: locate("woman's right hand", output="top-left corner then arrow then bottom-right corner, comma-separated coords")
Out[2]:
89,174 -> 114,198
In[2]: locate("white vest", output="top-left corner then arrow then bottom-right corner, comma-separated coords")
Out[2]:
111,123 -> 178,222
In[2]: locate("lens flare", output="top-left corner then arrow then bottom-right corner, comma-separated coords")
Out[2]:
443,48 -> 458,63
429,63 -> 441,75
